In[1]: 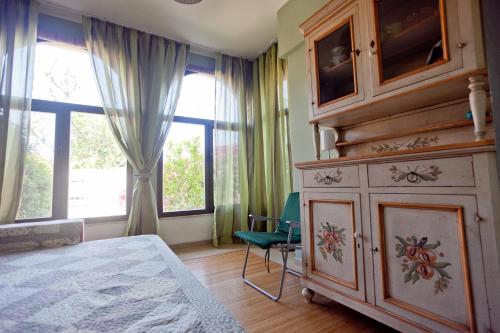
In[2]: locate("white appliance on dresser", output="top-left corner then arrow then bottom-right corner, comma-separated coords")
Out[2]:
296,0 -> 500,332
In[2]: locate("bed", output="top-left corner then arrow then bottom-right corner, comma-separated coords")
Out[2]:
0,223 -> 243,333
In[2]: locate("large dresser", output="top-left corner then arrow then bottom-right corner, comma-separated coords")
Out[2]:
295,1 -> 500,332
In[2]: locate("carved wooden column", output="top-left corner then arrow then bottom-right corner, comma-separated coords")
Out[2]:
468,75 -> 488,141
313,123 -> 320,160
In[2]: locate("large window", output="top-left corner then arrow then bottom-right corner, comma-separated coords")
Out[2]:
18,41 -> 215,222
17,42 -> 130,222
157,72 -> 215,216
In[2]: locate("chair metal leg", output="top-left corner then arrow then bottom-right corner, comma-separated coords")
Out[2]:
241,242 -> 292,302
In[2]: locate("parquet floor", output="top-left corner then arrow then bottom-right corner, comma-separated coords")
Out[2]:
184,250 -> 396,333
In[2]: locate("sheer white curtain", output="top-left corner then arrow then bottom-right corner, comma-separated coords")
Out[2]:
0,0 -> 38,224
83,17 -> 189,235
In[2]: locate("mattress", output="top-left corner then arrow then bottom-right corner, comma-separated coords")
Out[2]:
0,235 -> 243,332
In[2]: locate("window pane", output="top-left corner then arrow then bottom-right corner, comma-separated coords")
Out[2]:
18,112 -> 55,219
162,123 -> 206,212
32,42 -> 101,106
68,113 -> 127,218
175,73 -> 214,120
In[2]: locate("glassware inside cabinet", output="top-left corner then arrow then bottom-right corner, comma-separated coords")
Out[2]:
314,18 -> 357,107
374,0 -> 446,83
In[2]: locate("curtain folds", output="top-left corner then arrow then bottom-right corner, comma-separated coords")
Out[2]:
253,44 -> 292,231
213,55 -> 252,246
213,44 -> 292,245
83,17 -> 189,235
0,0 -> 38,224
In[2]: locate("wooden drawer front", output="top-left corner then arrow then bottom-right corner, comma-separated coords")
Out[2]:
303,191 -> 365,301
303,166 -> 359,188
370,194 -> 489,332
368,156 -> 474,187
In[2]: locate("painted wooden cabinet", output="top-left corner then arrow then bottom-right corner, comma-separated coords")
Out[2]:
297,149 -> 500,332
296,0 -> 498,331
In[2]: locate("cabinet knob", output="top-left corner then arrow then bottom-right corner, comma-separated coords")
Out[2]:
457,42 -> 467,49
371,247 -> 379,253
369,40 -> 377,55
354,232 -> 362,239
475,215 -> 483,223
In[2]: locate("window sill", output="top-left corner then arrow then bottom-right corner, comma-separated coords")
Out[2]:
158,209 -> 214,218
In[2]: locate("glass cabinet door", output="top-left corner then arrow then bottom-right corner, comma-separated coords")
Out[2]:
314,18 -> 357,107
307,3 -> 365,116
374,0 -> 447,83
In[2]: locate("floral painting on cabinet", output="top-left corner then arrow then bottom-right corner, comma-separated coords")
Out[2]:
317,222 -> 347,263
395,235 -> 452,294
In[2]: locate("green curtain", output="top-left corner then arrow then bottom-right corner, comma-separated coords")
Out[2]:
252,44 -> 292,231
83,17 -> 189,235
0,0 -> 38,224
213,54 -> 252,246
213,44 -> 292,244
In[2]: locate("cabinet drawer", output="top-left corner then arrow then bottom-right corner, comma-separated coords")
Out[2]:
303,166 -> 359,188
368,156 -> 474,187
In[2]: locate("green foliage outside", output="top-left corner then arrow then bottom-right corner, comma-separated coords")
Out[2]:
18,154 -> 53,219
70,113 -> 125,169
162,137 -> 205,211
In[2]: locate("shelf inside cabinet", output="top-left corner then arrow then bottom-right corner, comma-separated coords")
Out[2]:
321,58 -> 353,77
381,14 -> 441,62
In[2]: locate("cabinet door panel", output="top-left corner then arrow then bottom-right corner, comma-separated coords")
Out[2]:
367,0 -> 463,96
308,3 -> 365,116
303,192 -> 365,300
370,194 -> 488,332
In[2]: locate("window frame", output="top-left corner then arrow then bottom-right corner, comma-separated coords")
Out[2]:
17,99 -> 133,224
156,115 -> 214,218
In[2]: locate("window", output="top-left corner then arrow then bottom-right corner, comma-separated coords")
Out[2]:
68,113 -> 128,218
18,112 -> 56,220
32,42 -> 101,106
157,72 -> 215,216
17,41 -> 130,222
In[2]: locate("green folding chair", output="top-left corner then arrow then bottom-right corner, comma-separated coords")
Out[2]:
234,192 -> 301,301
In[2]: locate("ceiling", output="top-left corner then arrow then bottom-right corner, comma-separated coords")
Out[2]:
39,0 -> 288,59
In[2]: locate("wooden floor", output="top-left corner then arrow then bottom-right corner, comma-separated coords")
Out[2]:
184,250 -> 396,333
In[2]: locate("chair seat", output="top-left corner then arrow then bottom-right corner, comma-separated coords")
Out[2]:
235,231 -> 301,249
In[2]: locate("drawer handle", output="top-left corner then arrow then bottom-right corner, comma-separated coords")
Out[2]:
354,232 -> 362,240
389,165 -> 442,184
313,169 -> 343,185
371,247 -> 379,253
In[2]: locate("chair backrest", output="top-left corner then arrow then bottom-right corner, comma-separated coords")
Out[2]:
276,192 -> 301,237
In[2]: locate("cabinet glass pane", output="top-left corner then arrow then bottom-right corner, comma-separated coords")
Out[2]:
376,0 -> 444,81
315,19 -> 356,106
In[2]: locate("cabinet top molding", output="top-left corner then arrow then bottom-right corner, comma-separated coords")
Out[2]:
300,0 -> 356,36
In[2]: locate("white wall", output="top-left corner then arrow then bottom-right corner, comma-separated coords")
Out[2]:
277,0 -> 330,191
84,214 -> 213,245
